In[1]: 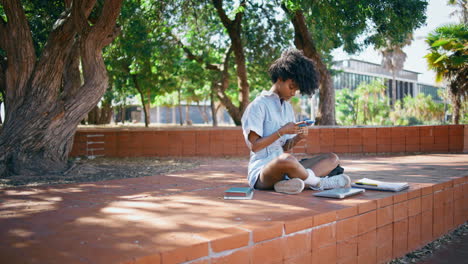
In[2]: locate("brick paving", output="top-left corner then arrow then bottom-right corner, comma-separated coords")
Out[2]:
0,153 -> 467,264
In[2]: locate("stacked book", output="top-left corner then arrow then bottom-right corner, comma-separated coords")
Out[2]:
224,187 -> 254,200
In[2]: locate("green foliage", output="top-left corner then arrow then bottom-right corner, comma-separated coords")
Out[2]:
336,80 -> 391,126
461,99 -> 468,124
390,93 -> 445,125
336,80 -> 447,126
336,88 -> 358,125
17,1 -> 65,56
0,1 -> 64,57
8,0 -> 424,126
425,23 -> 468,82
293,0 -> 428,55
104,0 -> 184,108
0,5 -> 4,21
243,1 -> 293,93
440,88 -> 468,124
425,23 -> 468,124
447,0 -> 468,24
153,61 -> 213,107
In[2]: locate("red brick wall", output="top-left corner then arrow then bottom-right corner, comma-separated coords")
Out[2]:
130,176 -> 468,264
70,125 -> 466,157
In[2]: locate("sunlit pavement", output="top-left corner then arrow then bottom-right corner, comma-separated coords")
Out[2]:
0,154 -> 467,263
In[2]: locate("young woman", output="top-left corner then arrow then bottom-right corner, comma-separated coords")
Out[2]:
241,49 -> 350,194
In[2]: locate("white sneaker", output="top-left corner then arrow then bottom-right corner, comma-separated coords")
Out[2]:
310,174 -> 351,190
274,178 -> 305,194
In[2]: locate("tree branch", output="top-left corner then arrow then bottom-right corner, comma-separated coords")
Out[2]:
88,0 -> 123,48
61,40 -> 81,100
27,0 -> 100,105
1,0 -> 36,109
212,0 -> 233,28
71,0 -> 95,34
101,24 -> 122,47
212,0 -> 249,114
233,0 -> 246,25
28,0 -> 90,102
221,46 -> 233,77
0,18 -> 6,51
217,46 -> 232,97
66,0 -> 123,119
64,0 -> 72,8
0,0 -> 35,57
170,32 -> 222,71
0,56 -> 6,98
213,45 -> 241,123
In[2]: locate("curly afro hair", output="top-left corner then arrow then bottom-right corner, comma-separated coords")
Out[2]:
268,49 -> 320,95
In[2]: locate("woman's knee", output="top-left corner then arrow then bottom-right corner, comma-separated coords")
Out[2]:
276,153 -> 299,168
325,152 -> 339,166
278,153 -> 297,161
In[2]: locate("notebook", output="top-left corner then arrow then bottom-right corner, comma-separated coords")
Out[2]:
351,178 -> 409,192
224,187 -> 254,200
313,188 -> 365,199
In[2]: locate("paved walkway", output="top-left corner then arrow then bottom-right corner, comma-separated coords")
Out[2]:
417,229 -> 468,264
0,154 -> 467,264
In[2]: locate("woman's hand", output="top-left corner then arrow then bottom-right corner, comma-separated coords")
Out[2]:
295,132 -> 306,141
278,121 -> 309,135
278,122 -> 299,135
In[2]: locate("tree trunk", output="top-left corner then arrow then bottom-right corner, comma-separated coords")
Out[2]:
88,105 -> 100,124
392,72 -> 397,108
212,0 -> 250,118
174,30 -> 243,125
213,46 -> 243,125
0,58 -> 5,125
283,7 -> 336,125
452,89 -> 461,125
0,0 -> 123,176
210,86 -> 218,127
98,101 -> 113,124
185,104 -> 192,125
0,102 -> 3,124
121,105 -> 126,124
87,104 -> 113,125
196,101 -> 210,124
131,74 -> 149,127
214,63 -> 243,126
145,89 -> 151,125
178,87 -> 183,126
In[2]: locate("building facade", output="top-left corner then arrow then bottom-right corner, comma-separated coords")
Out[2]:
332,59 -> 444,103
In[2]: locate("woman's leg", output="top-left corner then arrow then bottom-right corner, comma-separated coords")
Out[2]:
298,152 -> 351,190
255,153 -> 308,190
299,153 -> 339,177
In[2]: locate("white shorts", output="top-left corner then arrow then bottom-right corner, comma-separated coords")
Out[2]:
247,148 -> 284,188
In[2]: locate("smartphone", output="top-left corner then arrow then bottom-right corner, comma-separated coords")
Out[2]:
298,120 -> 315,127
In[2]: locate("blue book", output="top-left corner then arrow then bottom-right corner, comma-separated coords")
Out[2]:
224,187 -> 254,200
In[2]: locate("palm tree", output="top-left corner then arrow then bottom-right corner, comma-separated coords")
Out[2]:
380,35 -> 412,108
355,80 -> 390,125
425,23 -> 468,124
447,0 -> 468,24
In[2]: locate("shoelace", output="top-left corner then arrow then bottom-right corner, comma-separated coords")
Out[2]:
318,176 -> 346,190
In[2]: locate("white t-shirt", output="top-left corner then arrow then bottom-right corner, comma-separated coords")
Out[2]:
241,90 -> 296,188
